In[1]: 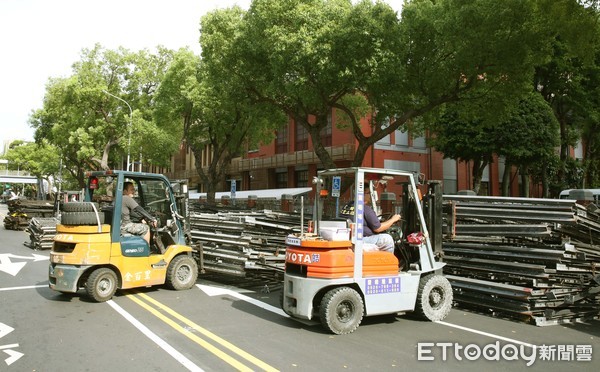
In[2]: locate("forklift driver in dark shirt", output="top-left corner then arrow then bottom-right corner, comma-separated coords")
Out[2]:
342,189 -> 401,252
121,182 -> 157,245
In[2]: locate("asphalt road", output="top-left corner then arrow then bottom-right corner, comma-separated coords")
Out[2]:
0,203 -> 598,371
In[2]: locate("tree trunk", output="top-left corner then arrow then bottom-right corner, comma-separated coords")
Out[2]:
520,164 -> 530,197
304,113 -> 336,170
541,161 -> 549,198
501,160 -> 512,197
471,159 -> 488,195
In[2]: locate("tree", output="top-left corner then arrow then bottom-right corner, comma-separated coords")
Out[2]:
29,44 -> 178,187
3,140 -> 61,198
429,109 -> 494,194
533,0 -> 600,191
233,0 -> 550,169
155,9 -> 284,204
495,92 -> 560,197
430,92 -> 560,195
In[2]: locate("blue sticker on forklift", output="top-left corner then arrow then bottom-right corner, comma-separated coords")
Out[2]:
365,277 -> 401,295
356,193 -> 364,238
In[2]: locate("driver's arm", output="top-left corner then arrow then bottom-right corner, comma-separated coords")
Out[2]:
133,206 -> 158,227
373,214 -> 401,233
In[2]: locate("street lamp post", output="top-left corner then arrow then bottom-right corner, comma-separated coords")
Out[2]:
102,90 -> 133,171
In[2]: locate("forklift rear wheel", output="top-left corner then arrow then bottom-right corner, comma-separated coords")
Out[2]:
319,287 -> 364,335
166,255 -> 198,290
86,268 -> 118,302
414,274 -> 452,321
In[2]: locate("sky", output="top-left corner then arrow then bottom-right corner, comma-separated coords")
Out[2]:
0,0 -> 403,151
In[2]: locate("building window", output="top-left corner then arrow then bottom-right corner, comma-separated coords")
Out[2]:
395,129 -> 409,147
276,171 -> 288,188
295,123 -> 309,151
377,117 -> 391,145
574,140 -> 584,160
443,158 -> 457,194
276,126 -> 288,154
412,135 -> 426,149
295,170 -> 309,187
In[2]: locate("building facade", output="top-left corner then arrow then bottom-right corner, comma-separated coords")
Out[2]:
164,113 -> 586,198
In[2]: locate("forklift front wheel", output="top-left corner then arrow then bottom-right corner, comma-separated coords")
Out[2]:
86,268 -> 118,302
319,287 -> 364,335
414,274 -> 453,321
166,255 -> 199,290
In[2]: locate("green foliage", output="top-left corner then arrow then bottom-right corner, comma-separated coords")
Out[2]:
232,0 -> 553,169
3,140 -> 59,177
29,44 -> 178,185
495,92 -> 560,164
22,0 -> 600,195
431,92 -> 560,192
154,7 -> 285,201
533,0 -> 600,188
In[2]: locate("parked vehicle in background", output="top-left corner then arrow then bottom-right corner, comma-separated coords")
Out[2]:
559,189 -> 600,204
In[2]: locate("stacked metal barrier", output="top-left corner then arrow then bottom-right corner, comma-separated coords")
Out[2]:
3,199 -> 55,230
189,206 -> 307,277
442,195 -> 600,325
24,217 -> 60,250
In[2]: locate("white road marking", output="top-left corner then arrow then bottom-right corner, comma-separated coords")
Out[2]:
0,285 -> 47,292
435,320 -> 536,348
196,283 -> 316,326
0,323 -> 23,366
106,300 -> 205,372
2,348 -> 24,366
0,253 -> 49,276
197,284 -> 288,317
1,282 -> 537,357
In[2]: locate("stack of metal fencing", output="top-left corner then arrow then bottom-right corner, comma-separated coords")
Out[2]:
189,206 -> 306,277
442,195 -> 600,326
3,199 -> 56,230
24,217 -> 60,250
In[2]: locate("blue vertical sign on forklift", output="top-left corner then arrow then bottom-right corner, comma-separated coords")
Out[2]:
332,176 -> 341,217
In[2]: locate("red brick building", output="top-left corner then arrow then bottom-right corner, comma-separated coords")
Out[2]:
164,113 -> 554,197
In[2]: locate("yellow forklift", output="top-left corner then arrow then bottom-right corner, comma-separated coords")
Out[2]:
49,170 -> 198,302
281,167 -> 452,334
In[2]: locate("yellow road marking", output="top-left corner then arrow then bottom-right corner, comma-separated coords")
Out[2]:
126,292 -> 278,372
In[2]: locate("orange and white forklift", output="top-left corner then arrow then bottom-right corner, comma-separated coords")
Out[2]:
281,167 -> 452,334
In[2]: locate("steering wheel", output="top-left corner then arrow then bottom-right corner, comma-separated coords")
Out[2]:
378,212 -> 402,224
378,213 -> 403,241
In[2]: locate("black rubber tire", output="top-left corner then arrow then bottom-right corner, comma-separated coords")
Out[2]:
61,211 -> 104,225
414,274 -> 453,321
165,255 -> 198,290
85,268 -> 118,302
319,287 -> 364,335
61,202 -> 99,213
